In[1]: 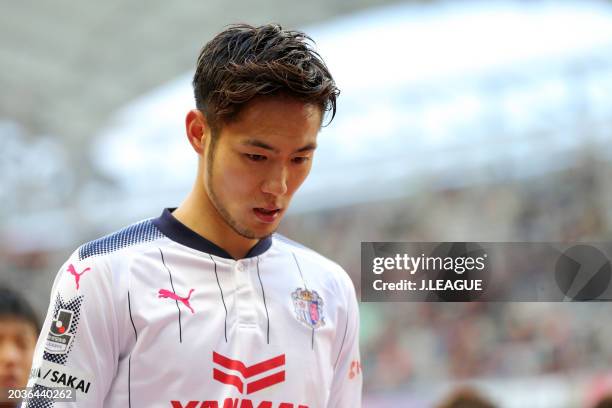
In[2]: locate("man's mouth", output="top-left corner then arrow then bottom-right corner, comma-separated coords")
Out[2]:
253,208 -> 281,223
0,373 -> 20,388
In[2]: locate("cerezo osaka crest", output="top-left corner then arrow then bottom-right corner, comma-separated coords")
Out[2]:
292,288 -> 325,329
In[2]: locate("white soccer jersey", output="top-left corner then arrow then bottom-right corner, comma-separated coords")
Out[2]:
24,208 -> 362,408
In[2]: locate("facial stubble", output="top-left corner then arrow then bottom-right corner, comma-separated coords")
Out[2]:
205,138 -> 274,240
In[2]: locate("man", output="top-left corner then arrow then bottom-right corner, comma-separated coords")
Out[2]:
0,288 -> 38,408
25,24 -> 361,407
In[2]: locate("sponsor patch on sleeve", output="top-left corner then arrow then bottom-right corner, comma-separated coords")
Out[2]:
32,360 -> 94,397
43,295 -> 83,361
45,309 -> 75,354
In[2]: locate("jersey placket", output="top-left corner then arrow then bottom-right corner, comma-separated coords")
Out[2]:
234,259 -> 259,330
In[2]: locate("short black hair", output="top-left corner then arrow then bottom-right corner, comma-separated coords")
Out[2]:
0,287 -> 40,333
193,23 -> 339,134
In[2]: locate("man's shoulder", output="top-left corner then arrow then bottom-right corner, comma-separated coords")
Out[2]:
50,218 -> 166,300
76,217 -> 165,262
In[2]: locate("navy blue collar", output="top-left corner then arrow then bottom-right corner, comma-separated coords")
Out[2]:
152,208 -> 272,259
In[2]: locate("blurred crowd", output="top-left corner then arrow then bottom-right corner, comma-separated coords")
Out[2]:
282,155 -> 612,398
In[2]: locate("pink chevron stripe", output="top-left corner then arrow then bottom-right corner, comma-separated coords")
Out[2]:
246,370 -> 286,394
213,368 -> 243,393
213,352 -> 285,378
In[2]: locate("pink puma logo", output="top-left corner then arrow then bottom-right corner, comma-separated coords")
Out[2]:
67,264 -> 91,290
158,288 -> 195,314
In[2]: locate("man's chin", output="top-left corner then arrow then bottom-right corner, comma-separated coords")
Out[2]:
247,221 -> 281,239
250,226 -> 278,239
230,222 -> 276,240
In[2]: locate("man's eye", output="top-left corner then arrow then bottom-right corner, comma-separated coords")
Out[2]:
292,156 -> 310,164
245,154 -> 267,162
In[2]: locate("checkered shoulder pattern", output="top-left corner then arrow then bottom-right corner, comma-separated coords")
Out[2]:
78,219 -> 164,261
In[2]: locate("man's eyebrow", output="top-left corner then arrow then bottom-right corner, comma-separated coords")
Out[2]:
241,139 -> 317,154
294,143 -> 317,153
242,139 -> 278,152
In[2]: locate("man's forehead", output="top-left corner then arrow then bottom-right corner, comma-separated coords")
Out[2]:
231,94 -> 323,125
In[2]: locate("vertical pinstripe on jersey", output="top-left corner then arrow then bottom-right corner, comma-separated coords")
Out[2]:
334,313 -> 349,369
159,248 -> 183,343
209,254 -> 228,342
292,252 -> 308,290
291,252 -> 315,350
256,257 -> 270,344
127,291 -> 138,408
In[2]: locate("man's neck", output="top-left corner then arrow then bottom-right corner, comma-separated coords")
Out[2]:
172,188 -> 258,260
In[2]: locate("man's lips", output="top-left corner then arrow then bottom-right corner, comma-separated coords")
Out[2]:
253,207 -> 282,223
0,374 -> 21,388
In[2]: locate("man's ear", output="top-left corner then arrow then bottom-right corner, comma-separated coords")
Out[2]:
185,109 -> 209,154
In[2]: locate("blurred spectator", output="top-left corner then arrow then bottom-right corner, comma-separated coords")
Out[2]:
435,386 -> 497,408
0,288 -> 39,408
593,395 -> 612,408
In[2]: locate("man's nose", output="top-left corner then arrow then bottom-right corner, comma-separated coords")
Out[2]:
261,165 -> 288,196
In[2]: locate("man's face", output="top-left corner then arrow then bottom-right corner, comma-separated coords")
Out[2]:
204,96 -> 322,239
0,317 -> 37,390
